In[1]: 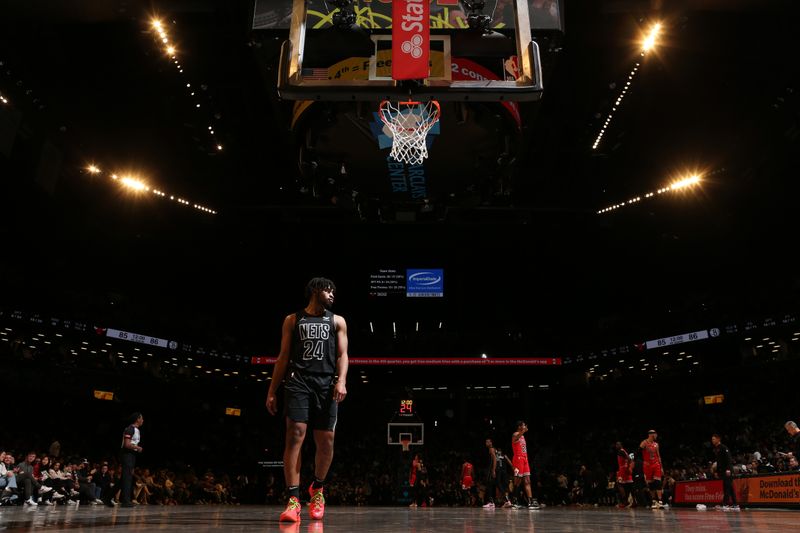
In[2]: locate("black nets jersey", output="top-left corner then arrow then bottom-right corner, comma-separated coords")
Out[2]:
495,449 -> 507,468
290,310 -> 338,375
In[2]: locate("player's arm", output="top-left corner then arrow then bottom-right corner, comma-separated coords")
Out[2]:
512,431 -> 521,443
266,314 -> 295,415
333,314 -> 349,403
490,448 -> 497,476
655,445 -> 662,464
640,439 -> 648,449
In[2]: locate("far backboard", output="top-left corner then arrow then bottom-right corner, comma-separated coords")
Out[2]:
388,422 -> 424,447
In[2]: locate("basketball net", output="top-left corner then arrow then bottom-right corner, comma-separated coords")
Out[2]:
379,100 -> 441,166
400,437 -> 412,452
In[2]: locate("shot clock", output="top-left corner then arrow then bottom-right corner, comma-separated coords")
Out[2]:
399,399 -> 414,416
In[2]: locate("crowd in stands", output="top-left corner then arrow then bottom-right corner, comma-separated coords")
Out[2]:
0,446 -> 249,507
2,330 -> 799,510
3,412 -> 799,510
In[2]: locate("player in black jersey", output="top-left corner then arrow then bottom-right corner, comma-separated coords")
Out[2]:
267,277 -> 349,523
494,446 -> 513,507
482,438 -> 512,508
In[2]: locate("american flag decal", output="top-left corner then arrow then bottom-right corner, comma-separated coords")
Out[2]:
302,67 -> 330,80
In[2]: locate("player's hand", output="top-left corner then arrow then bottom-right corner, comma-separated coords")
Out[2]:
333,381 -> 347,403
266,392 -> 278,415
514,468 -> 520,476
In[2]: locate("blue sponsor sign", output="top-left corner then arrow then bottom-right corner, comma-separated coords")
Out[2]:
406,269 -> 444,298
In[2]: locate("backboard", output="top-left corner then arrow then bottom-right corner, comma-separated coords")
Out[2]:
274,0 -> 544,102
388,422 -> 424,449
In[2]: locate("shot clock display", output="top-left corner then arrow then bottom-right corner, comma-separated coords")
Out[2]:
399,399 -> 414,416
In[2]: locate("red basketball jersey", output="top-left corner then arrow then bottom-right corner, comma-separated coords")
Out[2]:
643,441 -> 660,464
512,434 -> 528,459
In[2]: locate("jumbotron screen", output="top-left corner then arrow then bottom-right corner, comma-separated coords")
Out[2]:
369,268 -> 444,298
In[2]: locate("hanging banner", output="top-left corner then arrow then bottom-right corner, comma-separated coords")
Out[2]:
252,1 -> 565,32
392,0 -> 430,80
252,357 -> 561,366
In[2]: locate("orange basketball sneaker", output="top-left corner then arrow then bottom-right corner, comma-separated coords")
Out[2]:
279,496 -> 301,522
308,486 -> 326,520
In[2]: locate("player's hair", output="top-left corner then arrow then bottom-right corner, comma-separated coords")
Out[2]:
305,277 -> 336,300
647,429 -> 657,434
785,421 -> 798,430
515,420 -> 526,430
129,412 -> 143,425
711,433 -> 721,440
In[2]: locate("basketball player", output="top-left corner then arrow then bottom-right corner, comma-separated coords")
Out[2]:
495,446 -> 513,507
483,438 -> 512,508
409,453 -> 421,508
483,439 -> 512,508
460,458 -> 476,506
640,430 -> 665,509
511,421 -> 539,509
266,277 -> 349,523
483,439 -> 498,508
614,442 -> 633,508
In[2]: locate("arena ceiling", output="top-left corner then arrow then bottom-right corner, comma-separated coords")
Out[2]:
1,0 -> 798,352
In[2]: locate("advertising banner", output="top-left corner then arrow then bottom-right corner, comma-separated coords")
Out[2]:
392,0 -> 430,80
735,474 -> 800,505
406,269 -> 443,297
675,474 -> 800,507
674,479 -> 723,504
253,356 -> 562,366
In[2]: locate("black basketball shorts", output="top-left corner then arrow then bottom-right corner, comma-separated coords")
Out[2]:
284,371 -> 338,431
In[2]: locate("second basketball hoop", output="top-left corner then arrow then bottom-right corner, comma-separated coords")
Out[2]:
379,99 -> 441,166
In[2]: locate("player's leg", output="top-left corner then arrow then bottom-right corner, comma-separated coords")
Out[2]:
523,475 -> 536,508
498,472 -> 512,507
280,418 -> 306,521
284,419 -> 307,486
307,384 -> 337,520
649,480 -> 663,508
312,430 -> 335,482
511,477 -> 523,508
281,375 -> 311,522
652,463 -> 664,507
483,474 -> 496,508
617,474 -> 627,507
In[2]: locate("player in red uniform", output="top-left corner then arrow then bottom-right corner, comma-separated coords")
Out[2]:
460,459 -> 476,506
511,421 -> 539,509
614,441 -> 633,508
640,430 -> 665,509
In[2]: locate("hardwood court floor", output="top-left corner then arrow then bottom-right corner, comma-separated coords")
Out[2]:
0,504 -> 796,532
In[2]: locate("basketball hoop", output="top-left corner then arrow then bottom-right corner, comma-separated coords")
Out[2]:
400,437 -> 412,452
379,100 -> 441,166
